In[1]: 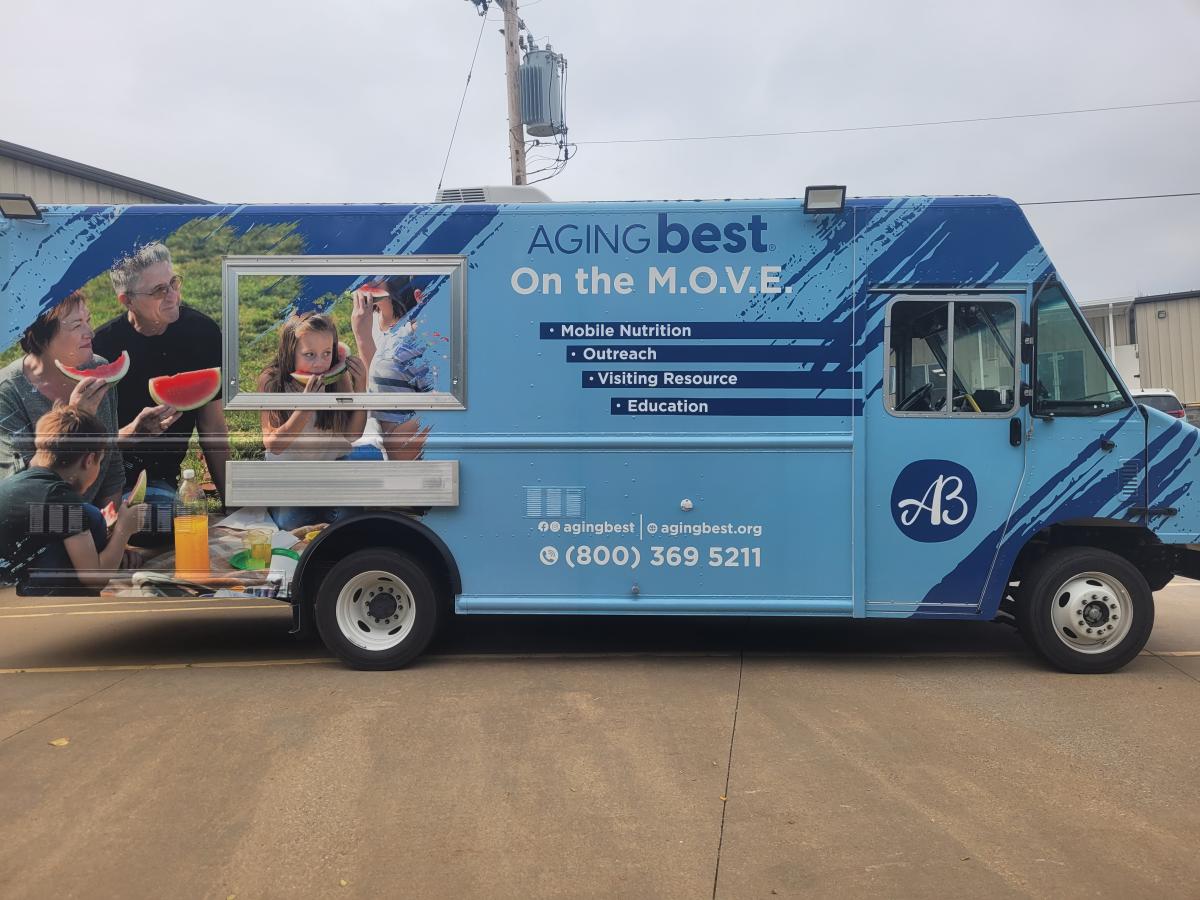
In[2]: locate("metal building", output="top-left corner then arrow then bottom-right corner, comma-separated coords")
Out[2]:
0,139 -> 206,205
1129,290 -> 1200,404
1083,290 -> 1200,408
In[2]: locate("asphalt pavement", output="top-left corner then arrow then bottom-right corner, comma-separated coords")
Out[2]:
0,582 -> 1197,899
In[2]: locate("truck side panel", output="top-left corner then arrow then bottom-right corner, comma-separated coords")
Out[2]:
0,198 -> 1092,619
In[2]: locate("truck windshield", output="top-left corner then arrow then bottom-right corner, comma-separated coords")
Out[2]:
1034,284 -> 1127,416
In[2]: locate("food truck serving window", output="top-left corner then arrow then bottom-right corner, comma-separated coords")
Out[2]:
886,297 -> 1019,416
220,255 -> 467,412
1033,284 -> 1127,417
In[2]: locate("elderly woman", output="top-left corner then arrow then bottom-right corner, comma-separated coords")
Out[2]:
0,291 -> 174,508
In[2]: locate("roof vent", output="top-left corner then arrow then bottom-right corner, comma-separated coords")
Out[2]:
436,187 -> 487,203
435,185 -> 552,204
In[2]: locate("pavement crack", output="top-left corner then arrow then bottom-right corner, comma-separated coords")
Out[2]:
0,670 -> 139,745
1147,650 -> 1200,685
711,649 -> 744,900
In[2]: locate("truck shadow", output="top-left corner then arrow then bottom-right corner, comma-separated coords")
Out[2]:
2,607 -> 1037,670
432,614 -> 1031,660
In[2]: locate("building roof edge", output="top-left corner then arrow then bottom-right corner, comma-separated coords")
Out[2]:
1131,289 -> 1200,307
0,139 -> 209,204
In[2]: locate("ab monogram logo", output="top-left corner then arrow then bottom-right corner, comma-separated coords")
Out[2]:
890,460 -> 977,542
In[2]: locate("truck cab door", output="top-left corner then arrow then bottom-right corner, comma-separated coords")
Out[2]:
1024,281 -> 1146,531
864,294 -> 1027,616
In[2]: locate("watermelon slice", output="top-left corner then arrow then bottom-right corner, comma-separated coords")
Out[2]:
361,281 -> 423,312
128,469 -> 148,505
55,350 -> 130,384
149,367 -> 221,411
291,341 -> 351,387
360,284 -> 391,303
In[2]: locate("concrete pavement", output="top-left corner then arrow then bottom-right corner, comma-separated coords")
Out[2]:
0,583 -> 1197,898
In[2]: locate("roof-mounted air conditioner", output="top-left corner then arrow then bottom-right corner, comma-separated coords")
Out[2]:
435,185 -> 552,203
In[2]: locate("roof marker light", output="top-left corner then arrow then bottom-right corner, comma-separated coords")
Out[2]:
804,185 -> 846,214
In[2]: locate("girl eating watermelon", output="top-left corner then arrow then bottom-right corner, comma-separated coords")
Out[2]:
257,312 -> 369,530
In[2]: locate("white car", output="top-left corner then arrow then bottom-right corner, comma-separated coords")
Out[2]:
1131,388 -> 1187,419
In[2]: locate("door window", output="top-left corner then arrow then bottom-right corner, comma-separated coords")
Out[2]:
888,300 -> 949,413
951,302 -> 1017,413
887,298 -> 1018,415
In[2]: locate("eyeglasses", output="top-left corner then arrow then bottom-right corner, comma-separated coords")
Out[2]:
129,274 -> 183,300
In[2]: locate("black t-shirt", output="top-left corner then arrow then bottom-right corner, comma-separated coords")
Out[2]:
0,467 -> 87,584
93,305 -> 222,486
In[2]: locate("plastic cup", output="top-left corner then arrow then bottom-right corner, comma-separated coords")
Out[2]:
246,529 -> 272,566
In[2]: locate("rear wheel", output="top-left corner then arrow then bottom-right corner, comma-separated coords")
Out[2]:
314,548 -> 440,669
1016,547 -> 1154,674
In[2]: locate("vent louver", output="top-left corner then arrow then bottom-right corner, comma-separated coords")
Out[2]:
436,187 -> 488,203
1118,459 -> 1141,498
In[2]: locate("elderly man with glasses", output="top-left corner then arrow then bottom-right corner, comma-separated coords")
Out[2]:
93,242 -> 231,521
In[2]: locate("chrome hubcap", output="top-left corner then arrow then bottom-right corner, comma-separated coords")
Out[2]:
1049,571 -> 1133,655
335,570 -> 416,651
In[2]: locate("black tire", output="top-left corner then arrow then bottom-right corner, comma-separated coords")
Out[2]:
313,548 -> 440,670
1016,547 -> 1154,674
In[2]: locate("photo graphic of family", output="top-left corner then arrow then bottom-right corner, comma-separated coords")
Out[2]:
0,242 -> 432,594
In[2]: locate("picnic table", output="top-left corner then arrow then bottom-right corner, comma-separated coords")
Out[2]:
101,513 -> 321,598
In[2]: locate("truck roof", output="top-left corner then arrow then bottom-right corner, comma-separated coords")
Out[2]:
26,195 -> 1023,218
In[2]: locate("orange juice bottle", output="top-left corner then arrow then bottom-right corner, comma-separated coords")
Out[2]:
174,468 -> 210,578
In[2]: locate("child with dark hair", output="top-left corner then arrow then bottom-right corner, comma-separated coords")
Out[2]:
0,405 -> 144,594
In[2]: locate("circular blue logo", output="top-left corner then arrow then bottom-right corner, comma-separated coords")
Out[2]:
890,459 -> 977,543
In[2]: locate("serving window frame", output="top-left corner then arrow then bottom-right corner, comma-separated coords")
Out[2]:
220,254 -> 467,412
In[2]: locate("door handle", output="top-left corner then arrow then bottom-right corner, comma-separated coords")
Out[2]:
1099,438 -> 1115,452
1009,417 -> 1022,447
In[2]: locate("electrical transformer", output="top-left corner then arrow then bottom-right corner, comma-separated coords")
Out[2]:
519,47 -> 567,137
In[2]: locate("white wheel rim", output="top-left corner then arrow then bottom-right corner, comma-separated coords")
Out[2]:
335,570 -> 416,652
1048,571 -> 1134,655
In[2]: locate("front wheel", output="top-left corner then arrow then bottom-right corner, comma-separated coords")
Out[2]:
314,549 -> 440,669
1016,547 -> 1154,674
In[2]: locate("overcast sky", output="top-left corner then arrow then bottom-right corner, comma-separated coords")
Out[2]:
5,0 -> 1198,300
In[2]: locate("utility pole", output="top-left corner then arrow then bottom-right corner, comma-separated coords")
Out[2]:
500,0 -> 527,185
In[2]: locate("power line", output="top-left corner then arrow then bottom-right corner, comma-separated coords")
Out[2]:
575,98 -> 1200,146
1020,191 -> 1200,207
437,14 -> 490,195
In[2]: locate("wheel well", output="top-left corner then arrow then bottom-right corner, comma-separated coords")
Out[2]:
1006,521 -> 1175,593
294,514 -> 460,614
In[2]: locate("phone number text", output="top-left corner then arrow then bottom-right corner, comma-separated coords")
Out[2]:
541,545 -> 763,569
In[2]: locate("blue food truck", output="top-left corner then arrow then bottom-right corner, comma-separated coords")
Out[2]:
1,190 -> 1197,673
